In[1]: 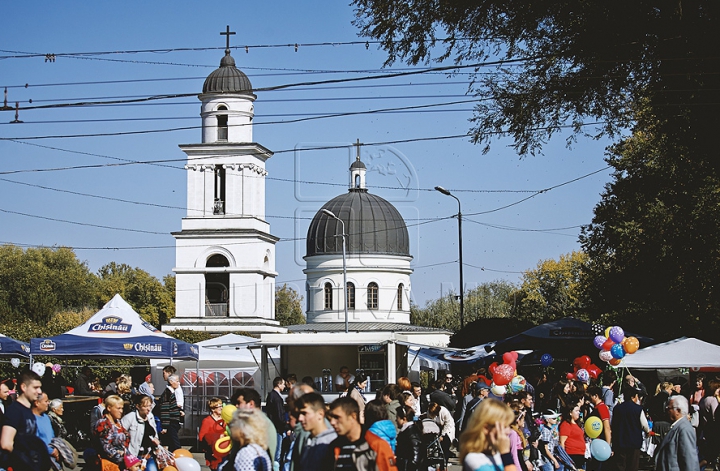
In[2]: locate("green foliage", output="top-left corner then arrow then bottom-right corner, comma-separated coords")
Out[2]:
352,1 -> 719,156
170,329 -> 213,345
94,262 -> 175,327
580,114 -> 720,341
275,284 -> 305,326
411,280 -> 516,332
0,245 -> 95,323
511,252 -> 589,324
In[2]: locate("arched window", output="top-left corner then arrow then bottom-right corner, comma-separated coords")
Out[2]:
205,254 -> 230,317
367,282 -> 378,310
217,105 -> 228,141
397,283 -> 404,310
346,282 -> 355,310
324,282 -> 333,310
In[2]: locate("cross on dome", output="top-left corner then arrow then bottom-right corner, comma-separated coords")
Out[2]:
220,25 -> 236,53
352,138 -> 364,161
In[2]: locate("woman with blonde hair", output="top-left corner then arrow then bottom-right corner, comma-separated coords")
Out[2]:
460,398 -> 517,471
94,394 -> 130,471
227,408 -> 272,471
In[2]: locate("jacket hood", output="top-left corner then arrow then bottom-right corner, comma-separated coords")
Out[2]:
368,420 -> 397,452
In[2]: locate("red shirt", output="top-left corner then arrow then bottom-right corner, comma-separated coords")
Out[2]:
559,421 -> 586,455
596,402 -> 610,421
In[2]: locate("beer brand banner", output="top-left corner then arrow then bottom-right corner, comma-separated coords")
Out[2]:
30,294 -> 199,360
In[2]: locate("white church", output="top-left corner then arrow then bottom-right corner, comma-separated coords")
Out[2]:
162,29 -> 450,388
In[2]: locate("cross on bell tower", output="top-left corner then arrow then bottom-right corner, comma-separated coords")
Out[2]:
350,138 -> 367,190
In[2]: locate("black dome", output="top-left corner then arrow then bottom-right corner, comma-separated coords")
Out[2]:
203,51 -> 253,94
306,189 -> 410,257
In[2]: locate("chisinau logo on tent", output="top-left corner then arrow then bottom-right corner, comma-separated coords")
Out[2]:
39,340 -> 56,352
88,316 -> 132,334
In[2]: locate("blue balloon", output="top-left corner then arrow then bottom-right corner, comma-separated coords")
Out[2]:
593,335 -> 606,350
610,343 -> 626,360
540,353 -> 554,367
590,439 -> 612,461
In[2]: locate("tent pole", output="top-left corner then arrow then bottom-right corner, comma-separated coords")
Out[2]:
261,345 -> 268,402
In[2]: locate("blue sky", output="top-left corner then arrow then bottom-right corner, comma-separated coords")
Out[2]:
0,1 -> 614,308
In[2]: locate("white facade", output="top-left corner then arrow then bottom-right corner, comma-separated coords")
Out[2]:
305,254 -> 412,324
165,58 -> 283,334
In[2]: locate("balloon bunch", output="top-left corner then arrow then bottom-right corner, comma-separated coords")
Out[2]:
593,325 -> 639,366
488,351 -> 526,395
169,449 -> 201,471
567,355 -> 602,384
214,404 -> 237,454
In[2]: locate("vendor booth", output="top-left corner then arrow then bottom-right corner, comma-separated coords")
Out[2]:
620,337 -> 720,370
0,334 -> 30,358
150,333 -> 280,434
30,294 -> 199,361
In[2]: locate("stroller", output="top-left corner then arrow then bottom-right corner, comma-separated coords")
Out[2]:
419,417 -> 446,471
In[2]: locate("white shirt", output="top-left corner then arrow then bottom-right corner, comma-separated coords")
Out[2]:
168,384 -> 184,408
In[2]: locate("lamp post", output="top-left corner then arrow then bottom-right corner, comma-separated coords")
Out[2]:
435,186 -> 465,330
322,209 -> 349,333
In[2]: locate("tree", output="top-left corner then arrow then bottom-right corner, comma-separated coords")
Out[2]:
411,280 -> 516,332
511,251 -> 588,324
580,112 -> 720,341
0,245 -> 95,323
353,1 -> 719,157
94,262 -> 175,327
275,284 -> 305,326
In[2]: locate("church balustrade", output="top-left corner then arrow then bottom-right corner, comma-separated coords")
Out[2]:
205,303 -> 228,317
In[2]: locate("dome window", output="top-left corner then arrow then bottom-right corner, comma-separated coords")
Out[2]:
367,282 -> 378,310
346,282 -> 355,310
324,282 -> 333,311
217,105 -> 228,141
397,283 -> 404,310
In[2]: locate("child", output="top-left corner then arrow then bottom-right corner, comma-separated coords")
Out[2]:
124,454 -> 143,471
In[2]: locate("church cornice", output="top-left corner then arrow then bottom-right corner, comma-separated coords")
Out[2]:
184,162 -> 267,176
173,267 -> 278,277
179,142 -> 273,161
172,228 -> 280,243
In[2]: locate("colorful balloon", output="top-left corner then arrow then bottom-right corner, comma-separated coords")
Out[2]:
174,449 -> 193,459
493,364 -> 515,386
175,458 -> 201,471
490,383 -> 507,396
609,326 -> 625,344
576,369 -> 590,384
604,326 -> 612,338
590,439 -> 612,461
9,358 -> 20,368
610,343 -> 626,359
593,335 -> 606,350
591,323 -> 605,335
609,358 -> 621,366
623,336 -> 640,354
540,353 -> 554,367
221,404 -> 237,423
599,350 -> 613,362
585,416 -> 603,439
508,375 -> 527,393
602,338 -> 615,351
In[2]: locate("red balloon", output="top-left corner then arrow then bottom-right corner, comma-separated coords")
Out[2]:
587,365 -> 601,379
494,364 -> 515,386
580,355 -> 592,369
566,372 -> 576,380
503,351 -> 519,364
488,362 -> 499,375
602,338 -> 615,351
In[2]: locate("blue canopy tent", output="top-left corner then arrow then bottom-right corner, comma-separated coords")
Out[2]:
0,334 -> 30,358
30,294 -> 199,361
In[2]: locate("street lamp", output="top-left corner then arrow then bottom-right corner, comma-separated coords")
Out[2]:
435,186 -> 465,330
322,209 -> 349,333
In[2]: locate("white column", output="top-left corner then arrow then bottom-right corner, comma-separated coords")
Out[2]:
387,340 -> 397,384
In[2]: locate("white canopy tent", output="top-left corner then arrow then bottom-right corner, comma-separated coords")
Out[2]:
621,337 -> 720,369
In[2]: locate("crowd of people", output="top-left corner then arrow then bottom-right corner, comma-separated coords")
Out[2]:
0,363 -> 717,471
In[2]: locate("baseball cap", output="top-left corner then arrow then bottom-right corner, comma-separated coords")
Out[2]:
542,409 -> 560,420
476,382 -> 491,391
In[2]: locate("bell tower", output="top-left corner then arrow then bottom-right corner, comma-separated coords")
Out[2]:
165,27 -> 285,334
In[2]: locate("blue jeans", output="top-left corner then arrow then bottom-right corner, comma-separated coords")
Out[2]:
541,462 -> 564,471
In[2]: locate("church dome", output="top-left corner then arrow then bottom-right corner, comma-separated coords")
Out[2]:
203,50 -> 253,94
306,189 -> 410,257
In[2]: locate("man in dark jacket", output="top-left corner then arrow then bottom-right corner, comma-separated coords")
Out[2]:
611,388 -> 650,471
157,374 -> 182,452
429,379 -> 455,414
266,377 -> 287,465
